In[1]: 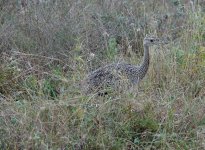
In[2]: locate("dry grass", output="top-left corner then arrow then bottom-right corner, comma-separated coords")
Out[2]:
0,0 -> 205,149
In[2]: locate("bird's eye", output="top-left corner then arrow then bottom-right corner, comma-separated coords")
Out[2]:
150,39 -> 154,42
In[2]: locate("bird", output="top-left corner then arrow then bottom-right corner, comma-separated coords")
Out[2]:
81,35 -> 167,95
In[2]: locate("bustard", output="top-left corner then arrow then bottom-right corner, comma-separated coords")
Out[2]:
82,35 -> 167,94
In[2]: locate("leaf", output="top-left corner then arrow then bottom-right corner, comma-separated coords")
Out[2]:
76,108 -> 85,119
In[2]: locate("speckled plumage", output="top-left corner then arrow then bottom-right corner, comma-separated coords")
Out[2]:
82,36 -> 164,94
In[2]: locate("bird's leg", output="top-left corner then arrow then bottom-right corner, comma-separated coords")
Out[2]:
129,85 -> 138,97
127,83 -> 135,97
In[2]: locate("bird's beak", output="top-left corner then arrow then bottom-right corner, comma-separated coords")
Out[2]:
160,37 -> 169,44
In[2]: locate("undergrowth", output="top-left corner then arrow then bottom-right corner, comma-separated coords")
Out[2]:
0,0 -> 205,149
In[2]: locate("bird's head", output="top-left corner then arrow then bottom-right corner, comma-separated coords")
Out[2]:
143,35 -> 168,46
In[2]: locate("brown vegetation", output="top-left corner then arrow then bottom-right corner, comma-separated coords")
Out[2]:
0,0 -> 205,149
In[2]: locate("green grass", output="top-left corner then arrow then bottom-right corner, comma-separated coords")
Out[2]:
0,0 -> 205,149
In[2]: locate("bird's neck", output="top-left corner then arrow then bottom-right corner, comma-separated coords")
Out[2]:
142,45 -> 150,66
138,44 -> 150,79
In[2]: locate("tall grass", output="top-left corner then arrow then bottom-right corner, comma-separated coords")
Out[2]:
0,0 -> 205,149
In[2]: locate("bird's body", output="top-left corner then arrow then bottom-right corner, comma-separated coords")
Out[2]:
82,36 -> 166,94
84,62 -> 148,93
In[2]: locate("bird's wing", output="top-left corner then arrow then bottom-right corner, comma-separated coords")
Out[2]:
87,65 -> 114,86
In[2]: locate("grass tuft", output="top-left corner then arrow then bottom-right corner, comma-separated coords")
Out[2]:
0,0 -> 205,149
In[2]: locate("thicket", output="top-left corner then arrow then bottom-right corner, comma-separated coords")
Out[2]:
0,0 -> 205,149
